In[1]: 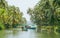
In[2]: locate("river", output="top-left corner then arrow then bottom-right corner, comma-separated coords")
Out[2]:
0,28 -> 60,38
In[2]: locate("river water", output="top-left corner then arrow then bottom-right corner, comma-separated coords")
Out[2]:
0,28 -> 60,38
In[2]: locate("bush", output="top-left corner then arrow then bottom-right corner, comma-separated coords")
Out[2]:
56,26 -> 60,33
0,22 -> 5,30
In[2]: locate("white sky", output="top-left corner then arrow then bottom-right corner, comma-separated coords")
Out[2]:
6,0 -> 39,21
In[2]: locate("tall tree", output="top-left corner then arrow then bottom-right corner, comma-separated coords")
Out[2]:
27,0 -> 60,31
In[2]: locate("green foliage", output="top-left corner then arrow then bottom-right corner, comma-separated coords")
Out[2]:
0,0 -> 27,29
0,22 -> 5,30
27,0 -> 60,26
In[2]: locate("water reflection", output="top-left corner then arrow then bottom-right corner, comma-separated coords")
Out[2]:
0,29 -> 60,38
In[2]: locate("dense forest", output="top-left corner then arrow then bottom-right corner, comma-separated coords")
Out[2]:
0,0 -> 26,30
0,0 -> 60,32
27,0 -> 60,32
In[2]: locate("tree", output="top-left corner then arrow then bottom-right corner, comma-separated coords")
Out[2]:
27,0 -> 60,31
0,0 -> 8,29
0,0 -> 26,29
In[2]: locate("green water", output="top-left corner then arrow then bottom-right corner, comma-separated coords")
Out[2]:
0,29 -> 60,38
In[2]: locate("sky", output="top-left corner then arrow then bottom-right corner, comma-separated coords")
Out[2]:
6,0 -> 39,21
